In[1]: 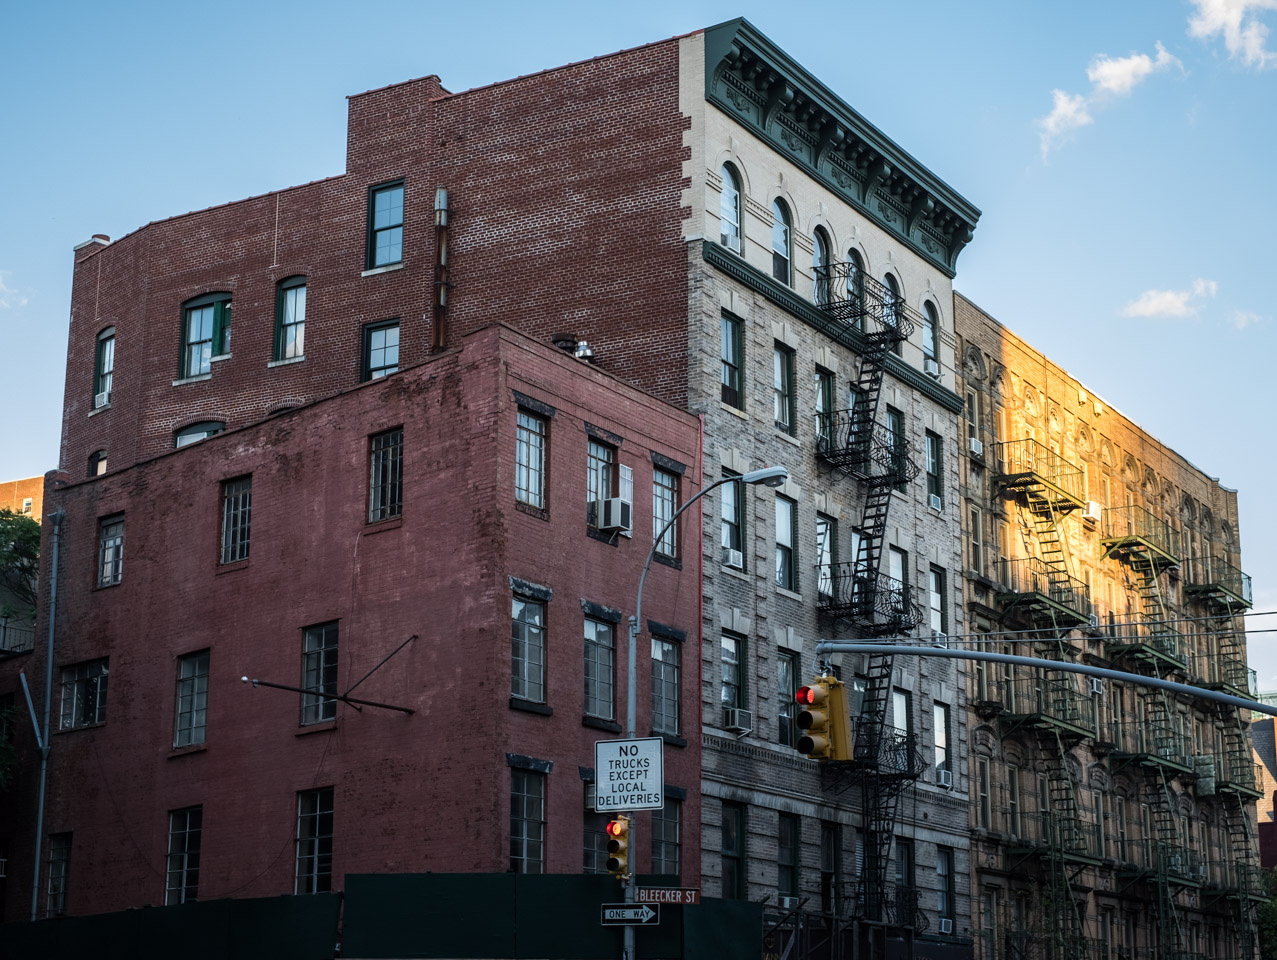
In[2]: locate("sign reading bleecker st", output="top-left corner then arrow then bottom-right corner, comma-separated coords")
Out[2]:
594,737 -> 664,812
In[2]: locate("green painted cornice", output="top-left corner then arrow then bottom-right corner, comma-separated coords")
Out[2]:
703,18 -> 980,279
702,240 -> 964,413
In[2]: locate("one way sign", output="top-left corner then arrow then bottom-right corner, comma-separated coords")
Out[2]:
600,903 -> 660,926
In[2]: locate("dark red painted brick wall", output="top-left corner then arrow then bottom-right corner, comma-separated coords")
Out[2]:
2,325 -> 701,919
60,38 -> 690,482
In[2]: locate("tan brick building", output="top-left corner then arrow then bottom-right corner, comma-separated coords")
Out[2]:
954,292 -> 1261,960
0,476 -> 43,522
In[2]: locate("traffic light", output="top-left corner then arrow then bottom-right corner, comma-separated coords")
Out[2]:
605,814 -> 630,877
795,677 -> 852,762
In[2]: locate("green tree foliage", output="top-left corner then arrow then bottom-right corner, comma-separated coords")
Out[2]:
0,507 -> 40,617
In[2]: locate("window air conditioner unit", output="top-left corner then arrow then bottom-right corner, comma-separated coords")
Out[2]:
723,707 -> 753,732
94,391 -> 110,409
778,895 -> 801,910
969,436 -> 983,456
1082,501 -> 1102,525
595,498 -> 632,532
1088,613 -> 1100,629
924,357 -> 940,377
929,494 -> 943,511
937,768 -> 953,789
722,547 -> 744,569
939,918 -> 954,935
931,630 -> 949,649
1090,678 -> 1105,696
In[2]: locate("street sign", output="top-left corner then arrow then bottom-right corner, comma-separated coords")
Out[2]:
594,737 -> 664,812
601,903 -> 660,926
636,887 -> 700,905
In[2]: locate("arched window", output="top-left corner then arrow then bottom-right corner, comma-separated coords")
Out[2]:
771,200 -> 791,285
923,301 -> 941,374
882,272 -> 902,354
719,165 -> 742,254
88,450 -> 108,477
175,421 -> 226,448
275,276 -> 307,362
812,228 -> 831,306
846,249 -> 866,329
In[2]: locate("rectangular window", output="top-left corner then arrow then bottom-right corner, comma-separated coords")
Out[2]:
295,787 -> 334,894
46,833 -> 71,918
367,181 -> 405,268
586,440 -> 617,527
894,837 -> 915,892
182,296 -> 231,378
165,806 -> 203,905
937,846 -> 954,922
775,494 -> 797,591
95,329 -> 114,405
653,468 -> 678,558
969,505 -> 984,576
651,637 -> 680,735
652,800 -> 681,877
275,278 -> 306,361
820,821 -> 841,914
778,649 -> 798,747
362,320 -> 400,381
925,432 -> 942,506
928,567 -> 946,634
933,701 -> 950,774
510,769 -> 545,874
721,802 -> 745,899
583,618 -> 615,720
301,622 -> 339,725
515,411 -> 547,509
369,428 -> 404,522
815,368 -> 834,445
977,757 -> 991,829
816,514 -> 836,599
886,406 -> 906,491
720,313 -> 744,408
773,343 -> 796,434
582,785 -> 608,874
778,813 -> 800,898
720,470 -> 744,565
1006,765 -> 1021,837
1116,796 -> 1128,861
174,650 -> 210,748
721,313 -> 744,408
891,687 -> 911,736
1095,790 -> 1107,858
98,515 -> 124,586
888,545 -> 908,616
511,597 -> 545,703
60,658 -> 108,729
220,476 -> 252,564
721,633 -> 744,710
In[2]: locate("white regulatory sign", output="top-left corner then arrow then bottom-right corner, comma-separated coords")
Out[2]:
594,737 -> 664,812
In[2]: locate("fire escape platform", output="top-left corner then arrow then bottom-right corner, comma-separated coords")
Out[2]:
1105,637 -> 1189,674
996,589 -> 1092,630
992,472 -> 1086,515
1184,580 -> 1251,613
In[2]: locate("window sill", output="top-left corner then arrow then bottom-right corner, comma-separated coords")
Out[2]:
510,697 -> 553,717
93,579 -> 122,592
216,558 -> 250,575
169,743 -> 207,759
55,721 -> 106,736
365,516 -> 404,535
361,262 -> 404,278
515,501 -> 550,522
719,402 -> 747,420
653,553 -> 681,571
267,356 -> 306,368
210,353 -> 232,364
586,527 -> 620,547
583,715 -> 622,733
88,402 -> 111,418
172,373 -> 213,387
297,720 -> 338,736
719,564 -> 750,583
654,732 -> 687,748
775,586 -> 803,602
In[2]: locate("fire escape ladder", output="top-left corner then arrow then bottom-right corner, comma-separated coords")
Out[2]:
1038,727 -> 1088,957
1222,756 -> 1260,960
1128,552 -> 1170,650
1148,767 -> 1186,956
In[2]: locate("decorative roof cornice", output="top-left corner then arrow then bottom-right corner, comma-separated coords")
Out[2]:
703,18 -> 981,278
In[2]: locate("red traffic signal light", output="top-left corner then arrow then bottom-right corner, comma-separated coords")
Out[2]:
794,678 -> 852,762
605,814 -> 630,877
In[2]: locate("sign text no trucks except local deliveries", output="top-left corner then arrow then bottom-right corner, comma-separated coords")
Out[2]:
594,737 -> 664,812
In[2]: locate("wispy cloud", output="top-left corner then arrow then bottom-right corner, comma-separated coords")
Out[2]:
1121,277 -> 1217,317
1188,0 -> 1277,68
0,271 -> 30,310
1233,309 -> 1263,329
1038,43 -> 1182,158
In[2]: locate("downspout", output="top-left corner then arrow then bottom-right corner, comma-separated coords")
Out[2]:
29,507 -> 64,921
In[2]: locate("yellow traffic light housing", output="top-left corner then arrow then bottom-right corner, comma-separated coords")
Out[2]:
796,677 -> 853,762
605,814 -> 630,878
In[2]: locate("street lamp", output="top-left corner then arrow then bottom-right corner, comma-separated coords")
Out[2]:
618,465 -> 787,960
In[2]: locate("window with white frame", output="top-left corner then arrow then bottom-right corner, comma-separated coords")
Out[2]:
773,342 -> 796,434
775,494 -> 797,591
516,411 -> 547,509
165,806 -> 203,904
94,327 -> 114,406
721,470 -> 744,566
651,636 -> 680,735
510,769 -> 545,874
934,701 -> 950,774
720,164 -> 742,253
295,787 -> 334,893
777,649 -> 798,746
511,597 -> 545,703
174,650 -> 210,748
301,622 -> 338,724
771,200 -> 791,285
583,617 -> 615,720
60,658 -> 108,729
653,468 -> 678,558
98,515 -> 123,586
816,513 -> 836,600
925,432 -> 942,507
812,227 -> 831,305
721,633 -> 745,710
275,276 -> 306,361
929,567 -> 946,633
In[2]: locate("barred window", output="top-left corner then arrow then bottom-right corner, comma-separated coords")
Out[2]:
653,469 -> 678,557
60,658 -> 108,729
295,787 -> 334,894
165,806 -> 203,905
583,618 -> 614,720
510,769 -> 545,874
369,428 -> 403,523
301,622 -> 339,725
221,476 -> 252,564
174,650 -> 210,748
651,638 -> 680,735
46,833 -> 71,917
516,411 -> 547,508
511,598 -> 545,703
98,516 -> 123,586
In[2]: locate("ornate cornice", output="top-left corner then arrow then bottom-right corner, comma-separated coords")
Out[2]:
703,18 -> 980,278
702,241 -> 965,413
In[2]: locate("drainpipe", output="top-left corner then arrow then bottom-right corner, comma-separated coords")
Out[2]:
29,507 -> 64,921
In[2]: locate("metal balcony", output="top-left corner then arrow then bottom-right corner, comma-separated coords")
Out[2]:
1184,555 -> 1253,611
1100,504 -> 1181,569
1108,720 -> 1193,774
1194,649 -> 1255,698
1001,673 -> 1096,741
813,264 -> 918,342
1216,754 -> 1264,798
816,565 -> 922,634
1157,840 -> 1205,885
1106,622 -> 1188,672
814,417 -> 919,487
994,557 -> 1093,628
992,438 -> 1087,512
0,617 -> 35,657
1006,812 -> 1101,861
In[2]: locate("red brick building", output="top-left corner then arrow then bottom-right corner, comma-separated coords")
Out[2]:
1,325 -> 702,919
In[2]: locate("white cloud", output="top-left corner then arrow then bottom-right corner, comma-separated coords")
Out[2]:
1188,0 -> 1277,68
1087,42 -> 1181,96
1233,309 -> 1263,329
0,271 -> 30,310
1121,277 -> 1217,318
1038,42 -> 1180,158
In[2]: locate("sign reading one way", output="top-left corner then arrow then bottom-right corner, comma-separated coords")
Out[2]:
594,737 -> 664,812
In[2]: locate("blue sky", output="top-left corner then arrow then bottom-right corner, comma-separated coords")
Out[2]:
3,0 -> 1276,681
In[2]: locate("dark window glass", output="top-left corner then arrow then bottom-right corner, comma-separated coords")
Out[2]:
368,182 -> 405,268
